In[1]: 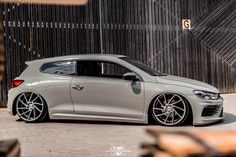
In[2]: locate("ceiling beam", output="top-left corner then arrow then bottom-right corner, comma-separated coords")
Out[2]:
0,0 -> 88,5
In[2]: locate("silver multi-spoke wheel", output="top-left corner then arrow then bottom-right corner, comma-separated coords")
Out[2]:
16,92 -> 46,122
151,93 -> 188,126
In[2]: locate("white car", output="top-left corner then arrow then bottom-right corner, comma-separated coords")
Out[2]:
7,54 -> 224,126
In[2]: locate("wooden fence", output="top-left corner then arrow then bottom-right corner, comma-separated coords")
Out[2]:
0,0 -> 235,104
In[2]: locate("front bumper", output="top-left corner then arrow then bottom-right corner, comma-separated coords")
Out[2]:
190,96 -> 224,126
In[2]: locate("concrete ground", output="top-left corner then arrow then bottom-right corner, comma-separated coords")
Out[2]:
0,94 -> 236,157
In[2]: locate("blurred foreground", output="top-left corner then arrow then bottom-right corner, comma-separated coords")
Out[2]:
142,128 -> 236,157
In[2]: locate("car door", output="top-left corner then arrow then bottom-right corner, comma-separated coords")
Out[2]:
71,60 -> 145,119
38,60 -> 76,113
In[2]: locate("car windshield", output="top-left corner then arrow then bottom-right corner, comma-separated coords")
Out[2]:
120,57 -> 165,76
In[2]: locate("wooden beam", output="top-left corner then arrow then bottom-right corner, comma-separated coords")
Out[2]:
0,0 -> 88,5
0,6 -> 4,81
0,139 -> 21,157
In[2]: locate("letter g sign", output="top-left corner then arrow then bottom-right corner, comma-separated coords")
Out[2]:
182,19 -> 191,30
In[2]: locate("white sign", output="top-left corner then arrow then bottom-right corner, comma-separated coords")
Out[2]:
106,146 -> 131,156
182,19 -> 191,30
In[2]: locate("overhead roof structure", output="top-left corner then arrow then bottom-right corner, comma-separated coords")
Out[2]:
192,0 -> 236,67
0,0 -> 88,5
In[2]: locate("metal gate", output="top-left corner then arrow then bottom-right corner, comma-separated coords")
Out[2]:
0,0 -> 236,104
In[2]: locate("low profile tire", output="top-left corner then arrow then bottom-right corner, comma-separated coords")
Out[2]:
150,93 -> 190,126
16,92 -> 48,122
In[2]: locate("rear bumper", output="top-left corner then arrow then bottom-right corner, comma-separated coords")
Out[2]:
7,88 -> 20,115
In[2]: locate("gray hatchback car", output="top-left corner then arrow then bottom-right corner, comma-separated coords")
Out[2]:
7,54 -> 224,126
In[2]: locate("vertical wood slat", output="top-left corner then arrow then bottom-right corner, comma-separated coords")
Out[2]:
0,0 -> 235,103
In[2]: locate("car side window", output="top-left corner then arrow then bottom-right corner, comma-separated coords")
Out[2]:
41,61 -> 76,76
101,62 -> 130,78
77,61 -> 130,79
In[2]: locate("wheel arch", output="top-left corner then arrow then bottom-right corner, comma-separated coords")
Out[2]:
12,92 -> 49,116
147,92 -> 193,124
12,94 -> 20,115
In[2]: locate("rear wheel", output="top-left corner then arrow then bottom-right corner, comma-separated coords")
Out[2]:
16,92 -> 48,122
150,93 -> 189,126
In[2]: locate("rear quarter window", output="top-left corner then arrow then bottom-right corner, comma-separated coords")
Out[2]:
40,61 -> 76,76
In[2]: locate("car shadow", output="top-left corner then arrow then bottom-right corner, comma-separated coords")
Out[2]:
218,112 -> 236,125
196,112 -> 236,127
16,117 -> 193,126
43,119 -> 194,127
44,119 -> 147,126
17,113 -> 236,127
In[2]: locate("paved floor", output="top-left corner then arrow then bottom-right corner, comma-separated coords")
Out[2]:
0,94 -> 236,157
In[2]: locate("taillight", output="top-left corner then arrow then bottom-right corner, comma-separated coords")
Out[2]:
11,80 -> 24,88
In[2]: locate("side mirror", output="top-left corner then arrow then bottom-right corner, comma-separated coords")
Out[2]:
123,72 -> 139,81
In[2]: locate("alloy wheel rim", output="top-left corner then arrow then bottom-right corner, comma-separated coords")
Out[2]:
152,93 -> 186,125
16,92 -> 44,121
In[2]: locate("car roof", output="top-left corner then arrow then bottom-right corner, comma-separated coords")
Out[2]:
25,54 -> 127,65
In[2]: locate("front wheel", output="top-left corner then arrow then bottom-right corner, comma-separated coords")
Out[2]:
16,92 -> 48,122
150,93 -> 189,126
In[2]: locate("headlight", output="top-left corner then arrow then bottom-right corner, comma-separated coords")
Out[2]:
193,90 -> 220,100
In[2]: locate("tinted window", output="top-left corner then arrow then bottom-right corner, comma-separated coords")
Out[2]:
41,61 -> 76,76
120,57 -> 165,76
77,61 -> 130,79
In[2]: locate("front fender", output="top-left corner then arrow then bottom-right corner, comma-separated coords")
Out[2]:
143,82 -> 196,121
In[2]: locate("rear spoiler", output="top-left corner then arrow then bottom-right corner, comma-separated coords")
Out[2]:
25,59 -> 40,65
25,61 -> 31,65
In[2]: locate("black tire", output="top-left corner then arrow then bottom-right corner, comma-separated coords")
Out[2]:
15,92 -> 48,123
35,99 -> 49,122
149,93 -> 190,126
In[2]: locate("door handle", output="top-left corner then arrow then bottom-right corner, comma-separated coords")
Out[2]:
72,85 -> 84,91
